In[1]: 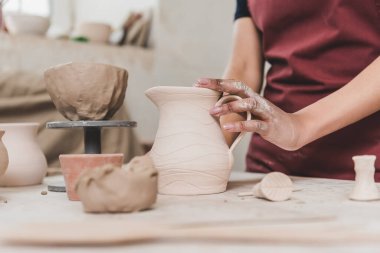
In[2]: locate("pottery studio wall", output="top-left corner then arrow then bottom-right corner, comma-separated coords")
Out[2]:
74,0 -> 157,27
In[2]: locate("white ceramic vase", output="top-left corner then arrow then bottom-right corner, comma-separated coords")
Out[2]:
145,86 -> 250,195
5,13 -> 50,36
0,123 -> 48,186
350,155 -> 378,201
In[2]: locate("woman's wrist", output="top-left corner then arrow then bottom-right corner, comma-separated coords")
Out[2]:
289,111 -> 313,150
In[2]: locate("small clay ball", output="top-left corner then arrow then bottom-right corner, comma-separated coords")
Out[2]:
44,62 -> 128,121
75,156 -> 158,213
41,191 -> 48,195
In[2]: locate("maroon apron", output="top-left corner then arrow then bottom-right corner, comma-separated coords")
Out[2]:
246,0 -> 380,180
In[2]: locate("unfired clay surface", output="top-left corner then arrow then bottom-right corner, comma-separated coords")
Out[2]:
0,130 -> 9,177
75,155 -> 158,213
350,155 -> 379,201
145,86 -> 250,195
44,62 -> 128,121
0,123 -> 47,186
252,172 -> 293,202
60,153 -> 124,201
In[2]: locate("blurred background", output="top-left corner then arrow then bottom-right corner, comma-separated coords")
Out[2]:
0,0 -> 252,172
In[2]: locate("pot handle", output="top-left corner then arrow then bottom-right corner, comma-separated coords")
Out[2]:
215,95 -> 252,152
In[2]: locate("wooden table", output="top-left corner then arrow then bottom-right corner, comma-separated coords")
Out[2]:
1,172 -> 380,252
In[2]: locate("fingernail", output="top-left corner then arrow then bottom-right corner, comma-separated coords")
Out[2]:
194,83 -> 201,87
223,123 -> 234,130
197,78 -> 208,84
210,107 -> 222,114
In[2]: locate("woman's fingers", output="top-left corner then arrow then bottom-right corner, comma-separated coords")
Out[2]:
195,78 -> 254,98
222,120 -> 269,135
210,98 -> 272,120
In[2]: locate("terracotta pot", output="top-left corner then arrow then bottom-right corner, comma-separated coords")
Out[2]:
145,86 -> 251,195
0,123 -> 47,186
59,154 -> 124,201
0,130 -> 8,177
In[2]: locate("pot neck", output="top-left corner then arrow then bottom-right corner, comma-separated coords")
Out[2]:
145,86 -> 220,107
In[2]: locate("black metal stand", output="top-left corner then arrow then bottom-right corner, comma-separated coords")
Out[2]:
46,120 -> 137,192
46,120 -> 137,154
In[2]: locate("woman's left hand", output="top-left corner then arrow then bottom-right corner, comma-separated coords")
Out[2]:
195,78 -> 303,151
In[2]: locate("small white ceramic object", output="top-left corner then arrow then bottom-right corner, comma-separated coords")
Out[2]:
350,155 -> 379,201
5,13 -> 50,36
0,123 -> 48,186
146,86 -> 251,195
73,22 -> 112,44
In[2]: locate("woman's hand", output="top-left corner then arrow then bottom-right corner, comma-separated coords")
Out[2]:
195,78 -> 303,151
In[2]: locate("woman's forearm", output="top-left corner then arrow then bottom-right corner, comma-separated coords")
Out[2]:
294,56 -> 380,147
221,18 -> 264,146
223,18 -> 264,91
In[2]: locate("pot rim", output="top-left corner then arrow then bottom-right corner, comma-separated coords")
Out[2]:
59,153 -> 124,159
352,155 -> 376,161
145,86 -> 221,96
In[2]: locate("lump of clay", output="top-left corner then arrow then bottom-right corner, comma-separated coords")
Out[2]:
75,155 -> 158,213
44,62 -> 128,120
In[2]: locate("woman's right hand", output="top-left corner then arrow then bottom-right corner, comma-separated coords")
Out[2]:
195,78 -> 303,151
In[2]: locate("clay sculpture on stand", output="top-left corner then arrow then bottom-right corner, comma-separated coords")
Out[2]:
44,62 -> 137,199
238,172 -> 293,202
0,123 -> 47,186
145,86 -> 251,195
76,155 -> 158,213
350,155 -> 379,201
45,62 -> 128,121
0,130 -> 8,177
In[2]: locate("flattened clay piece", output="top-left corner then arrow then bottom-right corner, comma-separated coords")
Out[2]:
75,155 -> 158,213
44,62 -> 128,120
248,172 -> 293,202
252,183 -> 264,198
350,155 -> 379,201
260,172 -> 293,201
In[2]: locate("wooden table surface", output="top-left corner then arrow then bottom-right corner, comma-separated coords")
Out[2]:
1,172 -> 380,252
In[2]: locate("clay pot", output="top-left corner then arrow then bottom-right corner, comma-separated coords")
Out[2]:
4,13 -> 50,36
0,130 -> 9,177
59,153 -> 124,201
0,123 -> 47,186
145,86 -> 251,195
73,22 -> 112,44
